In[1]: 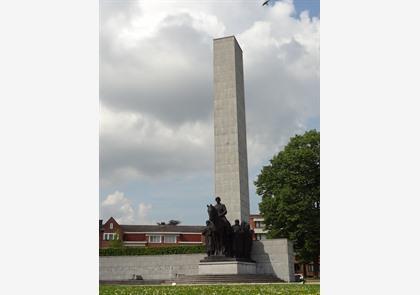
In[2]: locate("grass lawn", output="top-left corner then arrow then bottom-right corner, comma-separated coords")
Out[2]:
99,284 -> 320,295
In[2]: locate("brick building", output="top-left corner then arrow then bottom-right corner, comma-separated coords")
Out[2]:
99,217 -> 205,248
248,214 -> 268,240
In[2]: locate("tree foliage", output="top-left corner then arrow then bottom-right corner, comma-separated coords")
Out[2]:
156,220 -> 181,226
100,245 -> 206,256
168,220 -> 181,225
255,130 -> 320,264
108,228 -> 124,249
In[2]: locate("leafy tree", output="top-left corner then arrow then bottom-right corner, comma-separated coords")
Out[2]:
255,130 -> 320,276
157,220 -> 181,226
168,220 -> 181,226
108,228 -> 123,249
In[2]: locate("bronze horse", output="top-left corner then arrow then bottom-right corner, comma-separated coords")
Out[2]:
207,204 -> 232,256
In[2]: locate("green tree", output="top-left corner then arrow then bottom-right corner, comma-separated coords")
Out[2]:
255,130 -> 320,277
108,228 -> 123,249
168,220 -> 181,225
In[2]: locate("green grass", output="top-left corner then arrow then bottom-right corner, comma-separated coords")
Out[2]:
99,284 -> 320,295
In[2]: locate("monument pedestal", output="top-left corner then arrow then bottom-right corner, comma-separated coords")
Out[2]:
199,257 -> 256,275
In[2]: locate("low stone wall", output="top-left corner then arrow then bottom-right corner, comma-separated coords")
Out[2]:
100,254 -> 203,280
99,239 -> 294,282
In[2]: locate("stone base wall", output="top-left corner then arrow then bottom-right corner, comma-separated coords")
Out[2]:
198,261 -> 256,275
99,239 -> 294,282
100,254 -> 203,280
251,239 -> 295,282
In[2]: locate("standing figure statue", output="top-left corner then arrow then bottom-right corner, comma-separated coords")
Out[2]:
242,221 -> 253,259
231,219 -> 242,258
202,220 -> 215,256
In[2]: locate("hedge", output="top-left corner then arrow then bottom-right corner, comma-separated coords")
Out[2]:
99,245 -> 206,256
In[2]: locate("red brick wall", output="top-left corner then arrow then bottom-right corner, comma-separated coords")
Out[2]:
248,217 -> 256,228
124,233 -> 146,241
248,216 -> 257,240
179,233 -> 202,242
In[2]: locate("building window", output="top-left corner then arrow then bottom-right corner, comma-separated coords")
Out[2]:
294,264 -> 301,272
307,264 -> 314,272
255,221 -> 264,228
148,235 -> 161,243
103,233 -> 118,241
110,223 -> 113,229
164,235 -> 177,243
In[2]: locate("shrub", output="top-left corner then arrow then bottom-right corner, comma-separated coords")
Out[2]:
99,245 -> 206,256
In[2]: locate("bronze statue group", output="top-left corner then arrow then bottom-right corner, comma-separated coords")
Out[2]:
202,197 -> 254,260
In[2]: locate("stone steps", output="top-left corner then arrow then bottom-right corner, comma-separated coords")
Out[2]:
100,274 -> 283,285
171,274 -> 283,284
100,280 -> 165,285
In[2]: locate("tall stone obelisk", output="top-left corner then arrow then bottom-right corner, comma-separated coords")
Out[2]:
213,36 -> 250,223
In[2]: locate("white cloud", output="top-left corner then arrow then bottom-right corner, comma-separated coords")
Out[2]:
138,203 -> 152,224
101,190 -> 153,224
100,104 -> 213,186
100,0 -> 319,188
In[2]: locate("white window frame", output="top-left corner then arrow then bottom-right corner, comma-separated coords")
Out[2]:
110,223 -> 113,229
148,235 -> 162,243
163,235 -> 177,244
255,221 -> 265,228
103,233 -> 118,241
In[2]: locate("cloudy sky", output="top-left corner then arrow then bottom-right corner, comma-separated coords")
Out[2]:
100,0 -> 319,225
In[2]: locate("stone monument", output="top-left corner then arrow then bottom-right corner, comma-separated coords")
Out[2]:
213,36 -> 250,223
199,36 -> 255,275
99,36 -> 296,283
